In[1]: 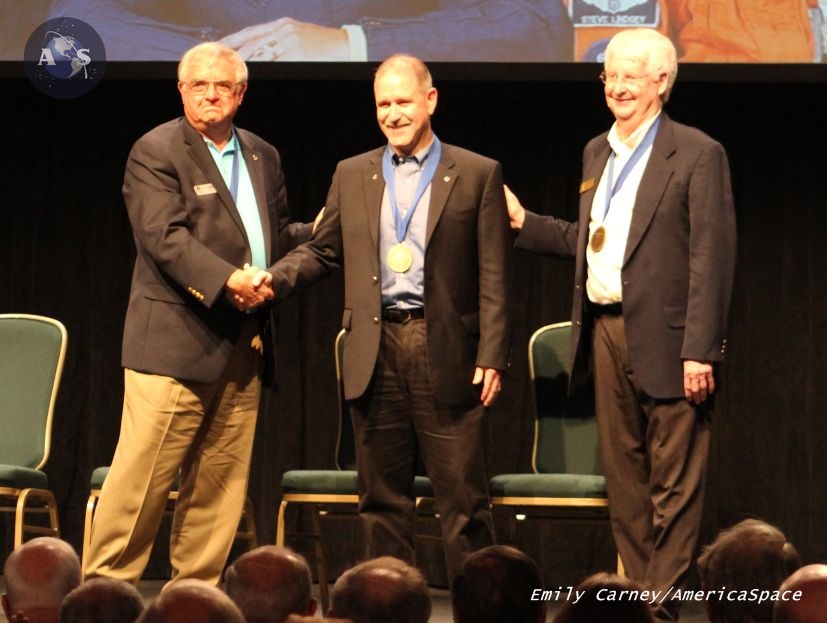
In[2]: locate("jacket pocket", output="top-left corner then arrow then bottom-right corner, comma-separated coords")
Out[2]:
664,306 -> 687,328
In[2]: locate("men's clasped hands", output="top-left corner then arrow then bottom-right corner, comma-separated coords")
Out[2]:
225,263 -> 275,312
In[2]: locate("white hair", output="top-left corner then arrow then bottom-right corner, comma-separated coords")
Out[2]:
178,42 -> 248,85
605,28 -> 678,102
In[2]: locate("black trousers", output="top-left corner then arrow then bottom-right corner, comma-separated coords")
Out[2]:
350,319 -> 494,580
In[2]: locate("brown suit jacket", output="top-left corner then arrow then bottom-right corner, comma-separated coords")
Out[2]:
516,114 -> 736,399
121,117 -> 310,384
271,142 -> 514,406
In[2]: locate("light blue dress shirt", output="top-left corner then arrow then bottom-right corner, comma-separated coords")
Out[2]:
205,131 -> 267,269
380,140 -> 436,309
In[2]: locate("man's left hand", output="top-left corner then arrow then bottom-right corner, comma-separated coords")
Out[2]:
683,359 -> 715,404
473,367 -> 503,407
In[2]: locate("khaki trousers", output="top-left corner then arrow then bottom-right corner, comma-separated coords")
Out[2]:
84,320 -> 262,586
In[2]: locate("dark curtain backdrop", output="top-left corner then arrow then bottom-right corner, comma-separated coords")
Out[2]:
2,68 -> 827,584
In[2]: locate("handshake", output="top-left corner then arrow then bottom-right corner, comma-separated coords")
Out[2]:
224,263 -> 274,312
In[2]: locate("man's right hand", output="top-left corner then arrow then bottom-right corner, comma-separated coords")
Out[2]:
503,184 -> 526,230
225,265 -> 274,311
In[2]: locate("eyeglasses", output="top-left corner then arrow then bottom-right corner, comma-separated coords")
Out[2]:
184,80 -> 241,96
599,71 -> 652,89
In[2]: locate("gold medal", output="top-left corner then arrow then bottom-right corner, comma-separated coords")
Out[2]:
590,225 -> 606,252
387,243 -> 414,273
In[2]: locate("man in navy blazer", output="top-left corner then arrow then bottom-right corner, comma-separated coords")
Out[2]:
84,42 -> 311,586
264,55 -> 513,579
506,29 -> 736,621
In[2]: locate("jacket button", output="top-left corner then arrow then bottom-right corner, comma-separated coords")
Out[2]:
576,320 -> 581,326
372,276 -> 378,283
373,317 -> 379,324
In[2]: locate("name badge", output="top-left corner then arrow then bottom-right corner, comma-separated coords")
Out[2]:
194,183 -> 217,196
579,178 -> 595,193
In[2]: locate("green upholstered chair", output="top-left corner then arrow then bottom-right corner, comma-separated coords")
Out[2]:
489,321 -> 622,574
276,329 -> 435,611
0,314 -> 67,550
81,467 -> 258,572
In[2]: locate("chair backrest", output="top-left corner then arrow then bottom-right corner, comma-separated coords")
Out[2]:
333,329 -> 356,470
529,321 -> 602,476
0,314 -> 67,470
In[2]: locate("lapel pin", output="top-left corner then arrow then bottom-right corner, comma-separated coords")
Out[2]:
443,176 -> 451,182
372,173 -> 378,180
252,154 -> 259,161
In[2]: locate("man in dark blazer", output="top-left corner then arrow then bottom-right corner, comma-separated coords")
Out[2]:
84,42 -> 312,586
505,29 -> 736,621
264,54 -> 513,579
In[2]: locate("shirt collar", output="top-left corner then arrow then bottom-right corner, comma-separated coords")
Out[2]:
608,111 -> 661,155
204,128 -> 239,155
388,136 -> 436,167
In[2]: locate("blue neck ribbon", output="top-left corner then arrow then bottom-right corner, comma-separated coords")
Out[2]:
602,116 -> 661,221
382,137 -> 442,243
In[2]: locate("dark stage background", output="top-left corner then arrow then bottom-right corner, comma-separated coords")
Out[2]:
2,64 -> 827,585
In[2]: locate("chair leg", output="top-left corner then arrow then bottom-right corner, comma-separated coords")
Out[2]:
82,494 -> 99,573
15,488 -> 60,548
275,499 -> 289,546
313,506 -> 330,614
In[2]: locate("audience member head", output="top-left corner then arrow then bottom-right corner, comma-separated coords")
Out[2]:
451,545 -> 545,623
223,546 -> 315,623
553,572 -> 655,623
697,518 -> 801,623
2,537 -> 81,623
137,580 -> 245,623
774,564 -> 827,623
329,556 -> 430,623
59,577 -> 144,623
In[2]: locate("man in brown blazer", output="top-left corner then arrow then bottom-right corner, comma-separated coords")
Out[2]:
265,54 -> 514,579
505,29 -> 736,621
84,42 -> 312,586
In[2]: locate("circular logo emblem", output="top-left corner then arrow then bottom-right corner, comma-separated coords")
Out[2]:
24,17 -> 106,99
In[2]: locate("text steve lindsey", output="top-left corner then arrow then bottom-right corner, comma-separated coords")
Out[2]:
530,586 -> 804,606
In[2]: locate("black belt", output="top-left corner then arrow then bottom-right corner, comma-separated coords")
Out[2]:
591,302 -> 623,317
382,308 -> 425,323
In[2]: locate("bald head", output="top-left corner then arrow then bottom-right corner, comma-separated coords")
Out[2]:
2,537 -> 81,616
774,564 -> 827,623
138,580 -> 245,623
330,556 -> 431,623
374,54 -> 432,91
223,546 -> 314,623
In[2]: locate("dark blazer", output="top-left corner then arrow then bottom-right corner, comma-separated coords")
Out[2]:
516,114 -> 736,399
271,143 -> 514,406
121,117 -> 310,384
